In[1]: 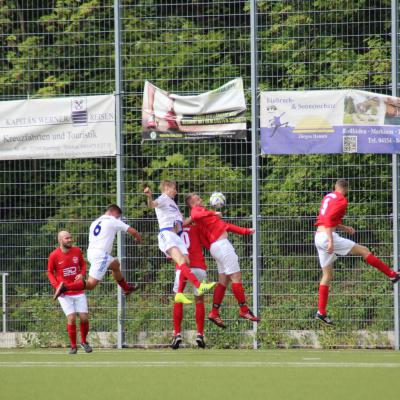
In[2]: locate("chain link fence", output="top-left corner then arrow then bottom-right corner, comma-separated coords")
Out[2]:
0,0 -> 398,348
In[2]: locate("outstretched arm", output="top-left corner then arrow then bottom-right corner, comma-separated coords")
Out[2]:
225,223 -> 255,236
127,226 -> 142,242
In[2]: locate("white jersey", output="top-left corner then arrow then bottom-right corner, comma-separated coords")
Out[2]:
88,214 -> 129,254
155,193 -> 183,230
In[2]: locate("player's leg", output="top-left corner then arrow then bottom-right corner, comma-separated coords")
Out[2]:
108,259 -> 138,295
58,295 -> 78,353
194,295 -> 206,348
208,273 -> 228,328
230,272 -> 260,322
168,247 -> 201,288
316,264 -> 334,325
66,313 -> 78,354
171,270 -> 186,349
53,278 -> 86,300
74,294 -> 92,353
349,244 -> 399,282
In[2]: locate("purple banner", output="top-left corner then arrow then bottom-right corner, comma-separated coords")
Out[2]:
260,90 -> 400,154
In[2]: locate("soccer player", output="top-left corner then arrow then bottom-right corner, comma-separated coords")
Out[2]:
315,179 -> 400,325
48,231 -> 92,354
53,204 -> 141,299
144,180 -> 216,304
186,193 -> 260,328
171,224 -> 207,349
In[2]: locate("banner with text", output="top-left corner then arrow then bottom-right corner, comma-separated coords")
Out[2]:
260,90 -> 400,154
0,95 -> 116,159
142,78 -> 247,140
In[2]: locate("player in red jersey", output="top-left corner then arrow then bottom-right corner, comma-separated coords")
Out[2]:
315,179 -> 400,325
171,224 -> 208,349
47,231 -> 92,354
185,193 -> 260,328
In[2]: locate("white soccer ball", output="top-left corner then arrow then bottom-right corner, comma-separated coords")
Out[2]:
209,192 -> 226,208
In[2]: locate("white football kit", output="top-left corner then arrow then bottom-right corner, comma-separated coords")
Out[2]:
155,194 -> 188,256
87,215 -> 130,280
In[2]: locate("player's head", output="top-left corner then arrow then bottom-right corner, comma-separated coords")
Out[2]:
105,204 -> 123,218
160,180 -> 177,197
185,193 -> 203,208
334,179 -> 349,194
58,230 -> 73,250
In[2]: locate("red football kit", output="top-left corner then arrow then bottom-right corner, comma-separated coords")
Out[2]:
190,205 -> 253,248
180,225 -> 207,270
315,191 -> 348,228
47,247 -> 86,296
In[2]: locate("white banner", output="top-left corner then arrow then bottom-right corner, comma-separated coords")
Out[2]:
142,78 -> 247,140
0,95 -> 116,159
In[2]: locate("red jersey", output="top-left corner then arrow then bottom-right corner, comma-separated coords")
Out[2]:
47,247 -> 86,296
190,205 -> 253,248
180,225 -> 207,270
316,191 -> 348,228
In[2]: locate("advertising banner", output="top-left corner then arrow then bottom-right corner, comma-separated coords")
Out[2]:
142,78 -> 247,140
0,95 -> 116,159
260,90 -> 400,154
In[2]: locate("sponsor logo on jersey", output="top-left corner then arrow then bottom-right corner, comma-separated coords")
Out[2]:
63,266 -> 77,277
73,256 -> 79,264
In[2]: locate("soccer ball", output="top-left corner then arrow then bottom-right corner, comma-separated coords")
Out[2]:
209,192 -> 226,208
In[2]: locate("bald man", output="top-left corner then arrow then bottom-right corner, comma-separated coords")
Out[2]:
47,231 -> 92,354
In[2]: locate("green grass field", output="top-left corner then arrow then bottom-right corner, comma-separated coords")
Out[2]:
1,348 -> 399,400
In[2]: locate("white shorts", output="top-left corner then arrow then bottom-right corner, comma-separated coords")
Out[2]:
210,238 -> 240,275
87,249 -> 115,281
173,268 -> 207,296
158,230 -> 188,257
58,293 -> 88,316
314,231 -> 356,268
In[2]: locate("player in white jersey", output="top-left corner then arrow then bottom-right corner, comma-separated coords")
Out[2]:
54,204 -> 141,299
144,180 -> 215,304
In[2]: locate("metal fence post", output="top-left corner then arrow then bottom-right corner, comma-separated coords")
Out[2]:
1,273 -> 8,333
250,0 -> 260,350
114,0 -> 125,349
392,0 -> 400,350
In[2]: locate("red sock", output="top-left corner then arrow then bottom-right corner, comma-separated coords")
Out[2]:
67,324 -> 77,348
178,263 -> 200,288
80,320 -> 89,343
318,284 -> 330,315
365,254 -> 397,278
231,282 -> 249,313
195,302 -> 205,335
64,280 -> 85,291
173,302 -> 183,336
210,283 -> 226,316
117,278 -> 130,291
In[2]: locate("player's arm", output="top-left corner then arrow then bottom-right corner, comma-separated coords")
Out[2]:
127,226 -> 142,242
183,217 -> 193,226
47,254 -> 59,289
75,249 -> 87,281
143,186 -> 158,209
325,227 -> 334,254
336,224 -> 355,234
225,222 -> 255,236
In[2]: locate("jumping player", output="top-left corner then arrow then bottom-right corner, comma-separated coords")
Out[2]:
185,193 -> 260,328
171,224 -> 208,349
144,180 -> 216,304
315,179 -> 400,325
48,231 -> 92,354
53,205 -> 141,299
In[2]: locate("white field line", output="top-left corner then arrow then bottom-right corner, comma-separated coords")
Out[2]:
1,361 -> 400,368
